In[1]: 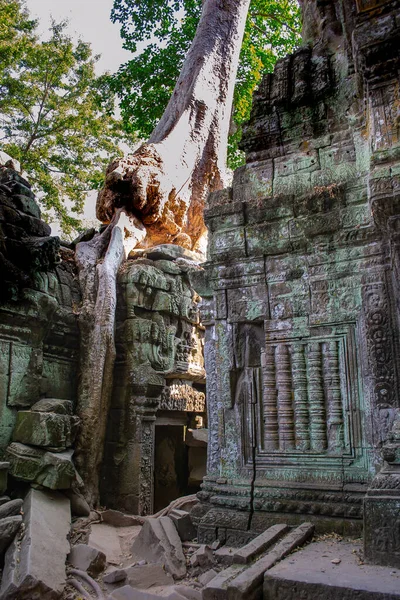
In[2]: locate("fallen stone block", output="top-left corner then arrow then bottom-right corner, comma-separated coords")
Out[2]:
203,565 -> 245,600
31,398 -> 73,415
89,523 -> 123,565
0,488 -> 71,599
0,515 -> 22,554
199,569 -> 218,586
64,489 -> 90,517
0,496 -> 10,506
131,516 -> 186,579
68,543 -> 106,577
102,509 -> 143,527
190,544 -> 213,568
12,410 -> 79,449
6,442 -> 76,489
232,524 -> 289,564
125,564 -> 174,588
214,547 -> 235,566
227,522 -> 314,600
103,568 -> 128,584
169,508 -> 197,541
0,499 -> 23,520
109,585 -> 200,600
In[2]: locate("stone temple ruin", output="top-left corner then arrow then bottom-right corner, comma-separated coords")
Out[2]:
0,0 -> 399,598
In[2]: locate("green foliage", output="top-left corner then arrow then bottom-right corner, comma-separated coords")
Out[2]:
0,0 -> 133,236
110,0 -> 301,168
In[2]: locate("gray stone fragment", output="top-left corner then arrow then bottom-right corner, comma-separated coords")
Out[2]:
169,508 -> 197,542
12,410 -> 79,449
0,496 -> 11,506
199,569 -> 218,586
0,499 -> 23,520
103,569 -> 127,584
190,544 -> 213,568
131,516 -> 186,579
0,462 -> 9,494
125,564 -> 174,588
6,442 -> 76,489
185,429 -> 208,448
109,585 -> 200,600
214,547 -> 235,566
68,543 -> 107,577
31,398 -> 73,415
0,488 -> 71,600
0,515 -> 22,554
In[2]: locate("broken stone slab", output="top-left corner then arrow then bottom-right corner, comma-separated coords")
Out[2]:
12,410 -> 79,449
129,244 -> 201,263
0,462 -> 9,494
6,442 -> 76,489
109,585 -> 202,600
214,547 -> 236,566
232,524 -> 289,564
226,523 -> 315,600
63,489 -> 90,517
101,509 -> 143,527
103,569 -> 128,584
199,569 -> 218,586
0,499 -> 23,520
0,496 -> 11,506
203,565 -> 245,600
125,564 -> 174,589
89,523 -> 123,565
0,488 -> 71,600
169,508 -> 197,542
68,544 -> 107,577
190,544 -> 214,568
0,515 -> 22,554
131,516 -> 186,579
31,398 -> 73,415
185,429 -> 208,448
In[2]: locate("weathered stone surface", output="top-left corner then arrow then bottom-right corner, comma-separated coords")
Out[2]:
0,462 -> 9,494
169,509 -> 197,542
0,499 -> 23,520
103,568 -> 128,584
233,524 -> 289,564
68,543 -> 106,577
214,547 -> 235,566
190,544 -> 214,568
199,570 -> 218,586
64,489 -> 90,517
124,564 -> 174,589
109,585 -> 202,600
0,516 -> 22,554
31,398 -> 73,415
0,488 -> 70,600
264,540 -> 400,600
12,410 -> 79,449
6,442 -> 77,489
131,517 -> 186,579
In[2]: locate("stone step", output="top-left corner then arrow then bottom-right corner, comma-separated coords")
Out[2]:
232,523 -> 289,564
203,523 -> 314,600
263,539 -> 400,600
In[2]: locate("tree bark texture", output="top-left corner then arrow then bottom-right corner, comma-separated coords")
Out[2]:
97,0 -> 251,252
74,211 -> 145,505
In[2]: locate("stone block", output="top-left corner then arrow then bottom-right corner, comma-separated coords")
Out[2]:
12,410 -> 79,449
68,543 -> 106,577
189,544 -> 213,568
101,509 -> 143,527
131,517 -> 186,579
31,398 -> 73,415
169,509 -> 197,542
232,524 -> 289,564
215,547 -> 235,566
6,442 -> 77,489
185,429 -> 208,448
203,565 -> 245,600
0,488 -> 70,600
199,569 -> 218,586
103,568 -> 127,584
125,564 -> 174,588
0,499 -> 23,520
0,516 -> 22,554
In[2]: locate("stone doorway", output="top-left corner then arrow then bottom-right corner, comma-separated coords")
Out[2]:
153,411 -> 207,512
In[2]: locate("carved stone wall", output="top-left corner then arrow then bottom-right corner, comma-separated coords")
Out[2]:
196,0 -> 400,542
101,246 -> 206,514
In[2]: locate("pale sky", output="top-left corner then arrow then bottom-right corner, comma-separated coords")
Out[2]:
25,0 -> 132,73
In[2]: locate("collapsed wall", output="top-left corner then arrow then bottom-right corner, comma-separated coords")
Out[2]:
195,0 -> 400,553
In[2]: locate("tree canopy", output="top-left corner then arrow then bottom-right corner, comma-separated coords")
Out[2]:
110,0 -> 301,168
0,0 -> 133,236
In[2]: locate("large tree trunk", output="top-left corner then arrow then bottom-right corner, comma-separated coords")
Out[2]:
74,210 -> 145,506
97,0 -> 251,252
75,0 -> 251,505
